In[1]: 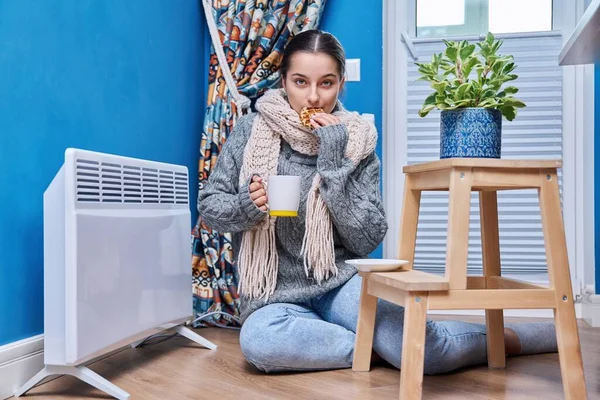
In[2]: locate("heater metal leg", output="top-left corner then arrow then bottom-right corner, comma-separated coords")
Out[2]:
130,325 -> 217,350
176,325 -> 217,350
15,365 -> 130,400
130,338 -> 145,348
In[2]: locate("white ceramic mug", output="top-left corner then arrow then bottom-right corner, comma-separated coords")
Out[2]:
267,175 -> 301,217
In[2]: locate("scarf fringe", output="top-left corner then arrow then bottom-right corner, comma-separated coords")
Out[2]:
301,175 -> 338,283
238,225 -> 278,299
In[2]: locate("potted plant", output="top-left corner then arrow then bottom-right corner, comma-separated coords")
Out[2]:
416,32 -> 526,159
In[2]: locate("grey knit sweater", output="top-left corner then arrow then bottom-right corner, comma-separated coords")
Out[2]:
198,113 -> 388,323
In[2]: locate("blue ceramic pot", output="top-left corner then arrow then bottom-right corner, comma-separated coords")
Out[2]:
440,108 -> 502,159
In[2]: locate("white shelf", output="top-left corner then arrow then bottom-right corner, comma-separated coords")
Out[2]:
559,0 -> 600,65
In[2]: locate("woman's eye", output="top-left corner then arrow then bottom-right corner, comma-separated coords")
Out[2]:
321,80 -> 333,87
295,79 -> 306,86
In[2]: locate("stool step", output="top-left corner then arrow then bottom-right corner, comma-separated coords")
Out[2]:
366,270 -> 449,292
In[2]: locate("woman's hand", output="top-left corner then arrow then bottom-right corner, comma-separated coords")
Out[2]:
310,113 -> 341,129
249,175 -> 268,212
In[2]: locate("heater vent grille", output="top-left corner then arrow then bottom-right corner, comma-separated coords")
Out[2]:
75,158 -> 189,205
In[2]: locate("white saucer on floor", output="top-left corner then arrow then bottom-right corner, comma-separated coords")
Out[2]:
345,259 -> 409,272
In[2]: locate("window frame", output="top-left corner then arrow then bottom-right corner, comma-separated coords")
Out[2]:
415,0 -> 554,38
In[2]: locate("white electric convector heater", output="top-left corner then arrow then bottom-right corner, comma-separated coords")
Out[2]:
15,148 -> 216,400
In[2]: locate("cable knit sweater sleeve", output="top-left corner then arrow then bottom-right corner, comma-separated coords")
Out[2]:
197,114 -> 267,233
314,123 -> 388,256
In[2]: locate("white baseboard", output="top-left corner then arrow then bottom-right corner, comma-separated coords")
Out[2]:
0,335 -> 44,400
582,294 -> 600,327
428,303 -> 583,319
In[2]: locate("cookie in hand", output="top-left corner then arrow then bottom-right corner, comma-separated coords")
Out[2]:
300,107 -> 324,130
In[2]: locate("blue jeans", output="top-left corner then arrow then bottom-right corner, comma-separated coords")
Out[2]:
239,274 -> 490,374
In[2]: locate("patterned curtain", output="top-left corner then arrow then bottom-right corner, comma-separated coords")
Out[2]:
192,0 -> 327,327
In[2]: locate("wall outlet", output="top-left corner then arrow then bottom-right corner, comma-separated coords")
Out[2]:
346,58 -> 361,82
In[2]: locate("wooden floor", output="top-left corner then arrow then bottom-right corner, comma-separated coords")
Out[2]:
18,316 -> 600,399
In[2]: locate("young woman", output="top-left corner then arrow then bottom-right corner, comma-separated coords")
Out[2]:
198,30 -> 557,374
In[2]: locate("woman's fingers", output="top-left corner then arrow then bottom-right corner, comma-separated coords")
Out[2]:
311,114 -> 327,126
254,195 -> 268,207
250,187 -> 266,201
320,114 -> 340,125
249,181 -> 263,193
311,113 -> 340,127
249,175 -> 268,211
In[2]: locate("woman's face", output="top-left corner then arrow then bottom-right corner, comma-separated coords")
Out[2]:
282,52 -> 345,115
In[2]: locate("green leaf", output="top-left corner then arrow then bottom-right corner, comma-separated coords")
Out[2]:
417,66 -> 434,78
432,81 -> 449,94
503,86 -> 519,95
486,32 -> 495,45
479,45 -> 490,58
492,39 -> 504,54
442,39 -> 455,48
480,88 -> 497,100
500,105 -> 517,121
502,62 -> 516,75
486,55 -> 498,66
430,53 -> 438,66
491,59 -> 505,76
487,78 -> 504,90
462,57 -> 481,79
456,83 -> 471,100
423,92 -> 437,105
475,65 -> 484,80
418,104 -> 436,117
489,75 -> 516,87
478,98 -> 499,108
445,46 -> 458,62
416,67 -> 431,76
503,97 -> 526,108
453,99 -> 472,108
459,44 -> 476,60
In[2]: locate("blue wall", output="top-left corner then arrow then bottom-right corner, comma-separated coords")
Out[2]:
320,0 -> 384,257
0,0 -> 208,346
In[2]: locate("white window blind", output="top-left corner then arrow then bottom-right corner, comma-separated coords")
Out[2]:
406,33 -> 563,275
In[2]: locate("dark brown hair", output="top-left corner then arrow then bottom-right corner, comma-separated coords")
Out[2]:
280,30 -> 346,79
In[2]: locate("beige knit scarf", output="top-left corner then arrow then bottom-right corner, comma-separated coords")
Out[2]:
238,88 -> 377,299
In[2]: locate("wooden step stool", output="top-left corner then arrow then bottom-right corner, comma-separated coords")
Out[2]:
352,159 -> 587,400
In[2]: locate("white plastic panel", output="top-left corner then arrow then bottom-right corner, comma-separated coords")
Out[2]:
66,209 -> 192,365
